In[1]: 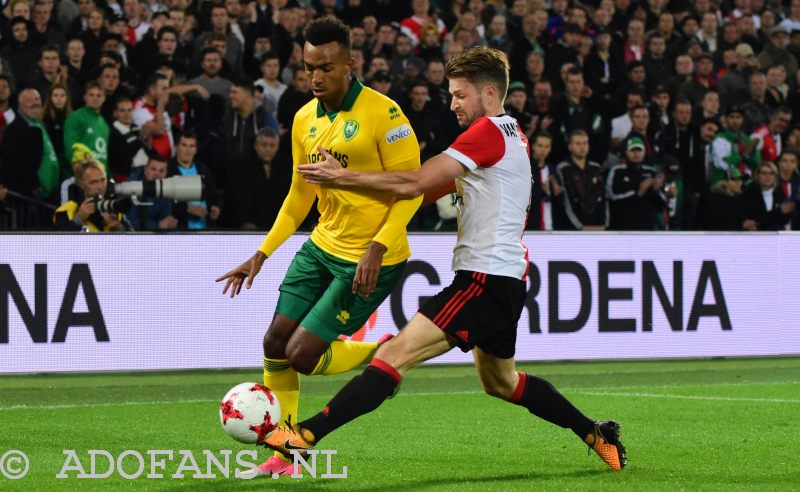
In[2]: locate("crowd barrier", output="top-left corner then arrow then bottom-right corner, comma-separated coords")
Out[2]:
1,232 -> 798,373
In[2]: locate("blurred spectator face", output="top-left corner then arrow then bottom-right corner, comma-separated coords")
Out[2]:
426,61 -> 444,85
510,0 -> 526,17
648,36 -> 666,56
559,62 -> 575,82
625,144 -> 645,164
532,135 -> 551,162
351,49 -> 364,73
766,65 -> 786,87
453,28 -> 474,48
750,73 -> 767,98
18,89 -> 42,119
725,111 -> 744,132
467,0 -> 484,17
522,14 -> 538,37
123,0 -> 138,19
569,7 -> 587,29
50,87 -> 68,110
412,0 -> 429,15
394,34 -> 412,56
722,23 -> 739,44
627,19 -> 644,43
261,57 -> 280,81
368,56 -> 388,76
108,18 -> 126,35
444,41 -> 463,61
254,36 -> 271,55
695,58 -> 713,77
168,10 -> 185,30
159,31 -> 178,56
292,69 -> 310,92
377,24 -> 396,45
770,110 -> 792,134
149,78 -> 169,102
363,16 -> 377,36
506,90 -> 526,112
565,72 -> 584,100
739,16 -> 756,37
102,38 -> 121,53
370,78 -> 391,95
658,12 -> 674,34
211,6 -> 229,31
527,52 -> 544,78
701,10 -> 720,30
12,21 -> 28,43
779,152 -> 798,175
702,91 -> 719,114
33,4 -> 50,26
226,0 -> 242,19
351,27 -> 366,48
629,65 -> 646,83
533,80 -> 551,103
78,0 -> 95,17
789,127 -> 800,147
568,134 -> 590,159
552,0 -> 568,14
596,31 -> 611,51
760,10 -> 776,32
409,85 -> 428,111
80,166 -> 107,198
0,78 -> 11,105
625,93 -> 643,110
84,86 -> 105,111
114,99 -> 134,126
67,39 -> 85,64
674,102 -> 692,126
202,52 -> 222,77
534,9 -> 548,30
631,107 -> 649,131
651,91 -> 669,111
176,136 -> 197,164
87,9 -> 104,31
39,49 -> 60,76
793,0 -> 800,18
229,85 -> 253,111
489,15 -> 506,37
210,39 -> 228,58
757,164 -> 777,189
99,67 -> 120,93
682,17 -> 699,38
700,121 -> 719,142
593,7 -> 610,27
12,1 -> 30,18
144,159 -> 168,180
578,35 -> 592,57
254,134 -> 279,162
422,26 -> 440,46
675,55 -> 693,75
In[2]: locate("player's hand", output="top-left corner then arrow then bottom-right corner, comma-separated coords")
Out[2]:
215,251 -> 267,298
353,241 -> 386,296
297,146 -> 347,185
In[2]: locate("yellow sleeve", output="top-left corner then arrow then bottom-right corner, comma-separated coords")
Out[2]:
258,121 -> 317,257
372,103 -> 422,247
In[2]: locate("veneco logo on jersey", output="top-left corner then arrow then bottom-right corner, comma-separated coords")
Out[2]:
385,124 -> 412,144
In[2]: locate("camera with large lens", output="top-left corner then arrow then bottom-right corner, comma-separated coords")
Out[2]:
93,196 -> 133,214
111,175 -> 205,202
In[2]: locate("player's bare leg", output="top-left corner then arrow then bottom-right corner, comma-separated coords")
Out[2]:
473,348 -> 627,471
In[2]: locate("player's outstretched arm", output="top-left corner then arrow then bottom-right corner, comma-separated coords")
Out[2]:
215,251 -> 267,298
298,146 -> 466,198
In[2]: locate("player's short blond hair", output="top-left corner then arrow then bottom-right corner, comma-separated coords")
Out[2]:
445,47 -> 510,102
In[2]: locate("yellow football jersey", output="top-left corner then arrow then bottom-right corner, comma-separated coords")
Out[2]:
292,79 -> 421,265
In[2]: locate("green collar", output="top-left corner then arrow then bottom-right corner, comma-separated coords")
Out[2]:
316,77 -> 364,120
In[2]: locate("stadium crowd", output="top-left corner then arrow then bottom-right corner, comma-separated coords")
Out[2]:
1,0 -> 800,231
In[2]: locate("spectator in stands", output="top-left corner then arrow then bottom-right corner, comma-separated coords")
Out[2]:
97,63 -> 127,123
193,3 -> 242,73
133,73 -> 172,160
765,64 -> 789,105
109,96 -> 149,181
53,158 -> 131,231
550,66 -> 608,164
31,0 -> 65,48
126,154 -> 177,231
544,21 -> 580,81
698,90 -> 721,121
404,80 -> 438,162
752,106 -> 793,163
41,83 -> 73,172
2,88 -> 60,198
187,47 -> 232,101
144,26 -> 186,79
718,43 -> 760,112
642,33 -> 673,92
123,0 -> 150,45
29,45 -> 81,108
224,127 -> 290,230
610,90 -> 646,151
741,72 -> 773,133
1,17 -> 38,86
277,65 -> 312,137
555,130 -> 608,230
168,130 -> 220,230
223,78 -> 268,183
777,149 -> 800,212
66,38 -> 89,87
504,81 -> 535,140
742,161 -> 795,230
758,25 -> 798,80
79,7 -> 107,71
254,51 -> 286,121
400,0 -> 445,49
424,58 -> 449,109
64,81 -> 109,168
390,32 -> 426,87
712,105 -> 761,186
528,131 -> 558,231
65,0 -> 95,40
606,136 -> 667,230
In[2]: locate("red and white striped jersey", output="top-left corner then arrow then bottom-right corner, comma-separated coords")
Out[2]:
443,114 -> 531,280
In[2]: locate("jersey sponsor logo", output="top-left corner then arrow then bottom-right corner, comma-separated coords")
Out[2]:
306,149 -> 349,167
336,310 -> 350,325
389,106 -> 401,120
309,126 -> 317,139
385,124 -> 412,144
343,120 -> 360,141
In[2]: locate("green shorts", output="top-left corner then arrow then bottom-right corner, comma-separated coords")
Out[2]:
275,239 -> 406,342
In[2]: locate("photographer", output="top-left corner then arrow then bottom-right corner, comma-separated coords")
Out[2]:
53,159 -> 132,232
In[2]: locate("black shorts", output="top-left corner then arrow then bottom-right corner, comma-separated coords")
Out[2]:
418,270 -> 527,359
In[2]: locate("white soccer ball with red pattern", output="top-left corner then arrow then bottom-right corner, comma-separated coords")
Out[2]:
219,382 -> 281,445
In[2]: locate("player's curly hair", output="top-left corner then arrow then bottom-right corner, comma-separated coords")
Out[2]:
445,47 -> 510,101
304,16 -> 351,54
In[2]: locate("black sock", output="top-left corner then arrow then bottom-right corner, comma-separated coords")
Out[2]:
301,359 -> 400,443
509,372 -> 595,439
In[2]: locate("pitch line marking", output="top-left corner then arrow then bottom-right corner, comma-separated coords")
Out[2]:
571,390 -> 800,404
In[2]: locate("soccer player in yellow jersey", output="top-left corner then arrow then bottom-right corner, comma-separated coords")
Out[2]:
215,17 -> 422,477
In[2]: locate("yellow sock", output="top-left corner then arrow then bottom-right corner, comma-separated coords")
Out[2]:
311,339 -> 380,375
263,357 -> 299,461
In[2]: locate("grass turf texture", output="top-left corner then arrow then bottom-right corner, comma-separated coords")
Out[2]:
1,357 -> 798,491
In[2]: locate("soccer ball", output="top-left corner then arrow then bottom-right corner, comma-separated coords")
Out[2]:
219,382 -> 281,445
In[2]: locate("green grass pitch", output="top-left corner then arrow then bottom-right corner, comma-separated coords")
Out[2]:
1,357 -> 798,490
